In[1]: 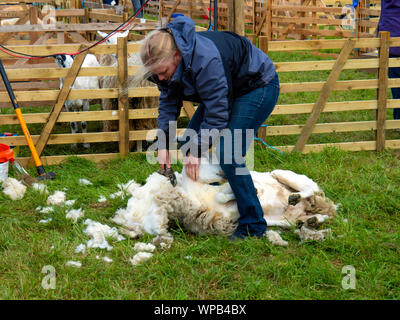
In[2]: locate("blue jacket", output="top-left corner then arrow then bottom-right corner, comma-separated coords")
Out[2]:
151,16 -> 276,155
377,0 -> 400,56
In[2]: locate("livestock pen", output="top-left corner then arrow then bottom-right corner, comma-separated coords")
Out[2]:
1,33 -> 399,166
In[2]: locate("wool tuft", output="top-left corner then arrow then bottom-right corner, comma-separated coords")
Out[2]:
66,208 -> 85,223
2,177 -> 26,200
66,260 -> 82,268
83,219 -> 125,251
47,191 -> 66,206
129,252 -> 153,266
134,242 -> 156,253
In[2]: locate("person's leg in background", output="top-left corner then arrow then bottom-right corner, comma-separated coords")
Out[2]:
218,74 -> 280,239
389,54 -> 400,121
131,0 -> 144,17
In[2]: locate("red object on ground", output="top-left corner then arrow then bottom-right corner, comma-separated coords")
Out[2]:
0,143 -> 14,163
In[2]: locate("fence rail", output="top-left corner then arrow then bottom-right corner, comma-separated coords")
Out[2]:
145,0 -> 381,41
0,34 -> 400,167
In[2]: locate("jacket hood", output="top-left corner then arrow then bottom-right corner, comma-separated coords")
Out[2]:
167,16 -> 196,69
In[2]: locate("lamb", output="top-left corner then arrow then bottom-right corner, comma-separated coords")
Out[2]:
97,31 -> 158,139
54,54 -> 100,149
112,155 -> 337,245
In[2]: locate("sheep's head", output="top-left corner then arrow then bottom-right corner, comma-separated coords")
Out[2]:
54,54 -> 74,68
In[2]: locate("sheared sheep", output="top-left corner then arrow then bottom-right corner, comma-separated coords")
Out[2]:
112,156 -> 337,245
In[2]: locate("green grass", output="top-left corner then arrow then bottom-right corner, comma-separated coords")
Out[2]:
1,49 -> 400,300
0,148 -> 399,299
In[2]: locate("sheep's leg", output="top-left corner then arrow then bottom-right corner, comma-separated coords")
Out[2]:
288,193 -> 301,206
81,100 -> 90,149
66,102 -> 78,149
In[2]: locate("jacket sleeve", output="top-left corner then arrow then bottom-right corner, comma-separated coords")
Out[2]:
186,56 -> 230,157
156,84 -> 183,150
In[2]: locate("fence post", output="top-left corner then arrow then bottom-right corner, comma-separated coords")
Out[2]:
235,0 -> 245,36
118,36 -> 130,157
376,31 -> 390,152
29,6 -> 39,45
259,35 -> 268,54
266,0 -> 272,40
84,8 -> 91,41
227,0 -> 235,32
248,34 -> 257,46
252,0 -> 256,34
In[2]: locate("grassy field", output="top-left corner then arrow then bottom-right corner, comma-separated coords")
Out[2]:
1,48 -> 400,299
0,148 -> 399,299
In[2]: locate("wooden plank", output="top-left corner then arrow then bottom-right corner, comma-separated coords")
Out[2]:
279,79 -> 379,93
271,16 -> 346,26
0,110 -> 119,124
182,101 -> 196,119
272,26 -> 354,38
66,32 -> 91,44
13,32 -> 54,68
0,80 -> 59,91
0,132 -> 119,146
0,10 -> 29,44
258,36 -> 268,54
275,58 -> 380,72
276,0 -> 312,40
376,31 -> 390,152
3,99 -> 395,124
279,141 -> 377,153
89,12 -> 124,23
235,0 -> 245,36
294,39 -> 355,152
33,46 -> 89,159
0,42 -> 134,59
117,36 -> 129,156
0,22 -> 161,33
264,120 -> 400,136
14,153 -> 123,167
267,38 -> 381,51
4,66 -> 119,80
0,78 -> 387,102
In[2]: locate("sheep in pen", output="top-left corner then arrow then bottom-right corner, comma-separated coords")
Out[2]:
97,31 -> 158,150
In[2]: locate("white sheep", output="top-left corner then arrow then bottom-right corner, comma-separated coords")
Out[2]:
54,54 -> 100,149
112,156 -> 337,245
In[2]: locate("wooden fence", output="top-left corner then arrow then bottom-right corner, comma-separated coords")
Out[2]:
0,33 -> 400,167
145,0 -> 381,40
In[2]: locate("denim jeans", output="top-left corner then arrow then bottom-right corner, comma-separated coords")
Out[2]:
182,73 -> 280,237
131,0 -> 145,17
389,54 -> 400,120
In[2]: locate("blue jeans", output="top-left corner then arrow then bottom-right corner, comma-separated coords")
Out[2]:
131,0 -> 145,18
182,73 -> 280,237
389,55 -> 400,120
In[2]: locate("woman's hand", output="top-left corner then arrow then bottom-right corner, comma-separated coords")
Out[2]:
185,153 -> 200,181
158,149 -> 171,170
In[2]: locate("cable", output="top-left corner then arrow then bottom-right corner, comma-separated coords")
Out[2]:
254,124 -> 283,154
0,0 -> 151,59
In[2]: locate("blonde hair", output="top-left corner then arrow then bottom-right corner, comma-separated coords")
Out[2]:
140,29 -> 178,72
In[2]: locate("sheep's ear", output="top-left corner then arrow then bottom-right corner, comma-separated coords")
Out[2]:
121,30 -> 129,37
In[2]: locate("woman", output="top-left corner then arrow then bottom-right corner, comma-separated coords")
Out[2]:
140,16 -> 279,240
